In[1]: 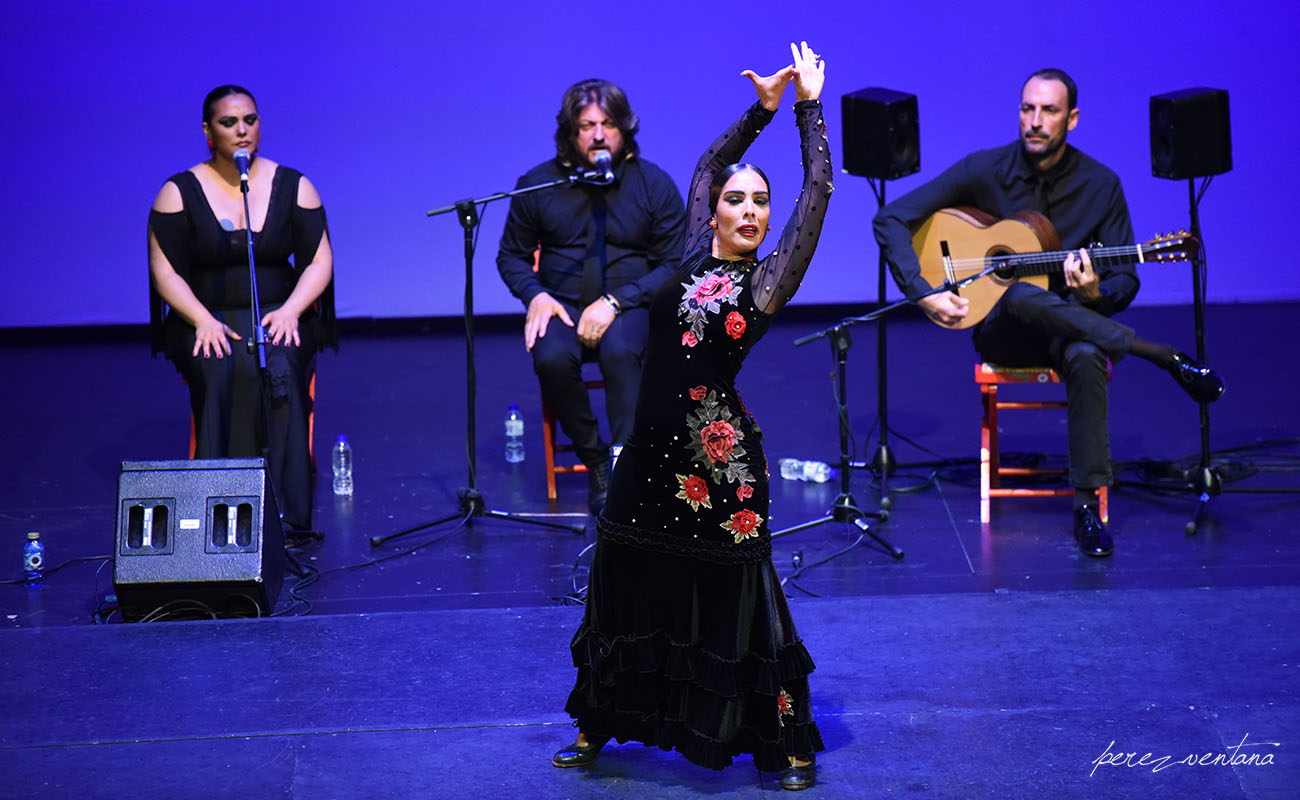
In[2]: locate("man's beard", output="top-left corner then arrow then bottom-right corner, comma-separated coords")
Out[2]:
1022,131 -> 1065,164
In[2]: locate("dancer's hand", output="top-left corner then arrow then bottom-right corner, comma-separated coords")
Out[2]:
742,65 -> 795,112
791,41 -> 825,102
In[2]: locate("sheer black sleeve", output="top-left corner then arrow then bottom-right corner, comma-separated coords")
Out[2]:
684,101 -> 777,246
291,203 -> 337,350
147,201 -> 191,356
751,99 -> 832,314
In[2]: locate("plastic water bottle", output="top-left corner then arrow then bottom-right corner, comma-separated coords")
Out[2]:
505,404 -> 525,463
778,458 -> 836,483
332,435 -> 354,496
23,532 -> 44,588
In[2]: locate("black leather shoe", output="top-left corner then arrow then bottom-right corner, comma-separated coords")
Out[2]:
552,736 -> 607,768
780,755 -> 816,791
1073,504 -> 1113,558
587,458 -> 611,517
1168,351 -> 1224,404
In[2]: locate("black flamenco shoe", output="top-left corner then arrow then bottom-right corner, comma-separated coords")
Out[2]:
552,735 -> 608,768
1167,351 -> 1224,404
587,458 -> 611,517
1073,504 -> 1113,558
779,755 -> 816,791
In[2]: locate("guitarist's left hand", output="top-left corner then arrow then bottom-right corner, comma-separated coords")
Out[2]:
1064,248 -> 1101,303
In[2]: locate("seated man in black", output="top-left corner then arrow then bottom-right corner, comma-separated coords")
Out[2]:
497,79 -> 686,514
873,68 -> 1223,558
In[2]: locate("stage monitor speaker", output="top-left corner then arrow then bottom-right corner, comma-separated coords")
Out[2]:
841,87 -> 920,180
1150,88 -> 1231,179
113,458 -> 284,621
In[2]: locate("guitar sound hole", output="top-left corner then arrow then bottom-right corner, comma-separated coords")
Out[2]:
988,248 -> 1016,281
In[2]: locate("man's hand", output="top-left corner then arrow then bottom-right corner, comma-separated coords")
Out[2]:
576,298 -> 617,349
1064,248 -> 1101,303
524,291 -> 574,351
918,291 -> 970,327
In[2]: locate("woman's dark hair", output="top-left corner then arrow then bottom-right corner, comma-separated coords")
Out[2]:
709,163 -> 771,214
202,84 -> 258,122
554,79 -> 639,164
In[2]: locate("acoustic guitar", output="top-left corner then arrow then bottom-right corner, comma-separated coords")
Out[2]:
911,207 -> 1197,329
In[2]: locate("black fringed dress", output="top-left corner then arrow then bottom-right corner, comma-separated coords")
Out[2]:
563,98 -> 833,771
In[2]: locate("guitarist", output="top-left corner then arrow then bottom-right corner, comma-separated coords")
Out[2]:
873,68 -> 1223,558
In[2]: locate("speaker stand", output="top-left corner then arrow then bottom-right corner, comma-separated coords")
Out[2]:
1184,177 -> 1221,534
1179,177 -> 1300,533
859,178 -> 933,509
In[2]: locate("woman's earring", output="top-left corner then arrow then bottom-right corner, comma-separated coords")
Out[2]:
709,217 -> 717,229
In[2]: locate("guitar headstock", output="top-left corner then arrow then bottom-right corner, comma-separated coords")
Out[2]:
1142,230 -> 1198,263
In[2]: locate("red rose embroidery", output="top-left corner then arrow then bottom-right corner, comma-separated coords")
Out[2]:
693,273 -> 733,305
729,509 -> 759,535
682,331 -> 699,348
689,385 -> 707,401
721,508 -> 763,543
699,420 -> 737,463
725,311 -> 746,339
737,484 -> 754,501
777,689 -> 795,726
675,474 -> 712,510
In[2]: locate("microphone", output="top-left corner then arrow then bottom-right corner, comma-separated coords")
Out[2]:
592,150 -> 614,183
233,149 -> 251,184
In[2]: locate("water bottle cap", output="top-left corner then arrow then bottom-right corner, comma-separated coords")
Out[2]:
27,531 -> 40,540
508,403 -> 519,410
337,434 -> 347,442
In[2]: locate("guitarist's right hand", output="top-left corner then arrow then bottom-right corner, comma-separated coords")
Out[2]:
919,291 -> 970,328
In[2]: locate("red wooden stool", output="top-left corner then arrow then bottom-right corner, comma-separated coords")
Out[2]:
975,363 -> 1109,524
542,377 -> 605,502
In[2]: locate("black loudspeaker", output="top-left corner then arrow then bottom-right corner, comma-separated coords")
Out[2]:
113,458 -> 284,620
1150,88 -> 1231,179
841,87 -> 920,180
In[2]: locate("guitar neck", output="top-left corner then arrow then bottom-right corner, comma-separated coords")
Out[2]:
996,244 -> 1147,278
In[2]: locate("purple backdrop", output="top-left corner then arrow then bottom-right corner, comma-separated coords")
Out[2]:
2,0 -> 1295,328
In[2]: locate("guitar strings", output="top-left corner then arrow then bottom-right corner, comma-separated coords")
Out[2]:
943,244 -> 1161,274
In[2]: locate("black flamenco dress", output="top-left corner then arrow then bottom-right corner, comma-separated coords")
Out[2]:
564,99 -> 834,771
148,165 -> 336,530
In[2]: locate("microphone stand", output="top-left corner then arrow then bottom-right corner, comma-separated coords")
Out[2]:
237,163 -> 288,531
371,170 -> 611,547
772,262 -> 1000,559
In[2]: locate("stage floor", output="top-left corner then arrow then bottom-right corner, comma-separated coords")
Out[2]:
1,302 -> 1297,797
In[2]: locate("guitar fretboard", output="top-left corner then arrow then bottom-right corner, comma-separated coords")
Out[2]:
954,244 -> 1147,277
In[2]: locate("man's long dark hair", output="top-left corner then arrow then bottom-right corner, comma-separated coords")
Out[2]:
554,79 -> 640,165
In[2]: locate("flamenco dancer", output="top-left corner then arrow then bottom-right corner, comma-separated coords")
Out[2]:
555,42 -> 831,791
